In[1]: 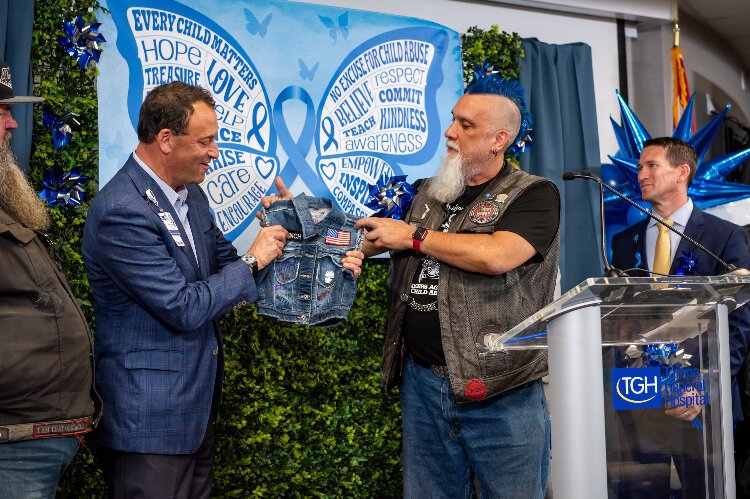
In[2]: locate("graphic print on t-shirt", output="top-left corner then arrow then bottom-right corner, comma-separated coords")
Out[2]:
409,256 -> 439,309
407,200 -> 465,311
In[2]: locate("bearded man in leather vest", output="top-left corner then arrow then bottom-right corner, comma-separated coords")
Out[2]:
356,74 -> 561,498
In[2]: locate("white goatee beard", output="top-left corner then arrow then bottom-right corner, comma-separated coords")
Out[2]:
426,146 -> 484,203
427,152 -> 465,203
0,141 -> 50,232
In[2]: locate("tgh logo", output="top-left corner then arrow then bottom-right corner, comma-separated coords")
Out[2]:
612,367 -> 662,410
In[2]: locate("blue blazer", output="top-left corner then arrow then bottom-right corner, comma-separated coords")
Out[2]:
83,155 -> 256,454
611,206 -> 750,420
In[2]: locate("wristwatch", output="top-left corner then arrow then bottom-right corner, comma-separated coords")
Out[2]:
241,253 -> 259,275
412,227 -> 429,252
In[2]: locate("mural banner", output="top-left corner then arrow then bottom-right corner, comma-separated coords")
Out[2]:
99,0 -> 462,250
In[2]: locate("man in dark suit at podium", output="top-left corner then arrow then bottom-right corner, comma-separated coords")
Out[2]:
610,137 -> 750,497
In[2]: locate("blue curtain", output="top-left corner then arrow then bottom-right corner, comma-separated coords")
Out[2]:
520,37 -> 603,291
0,0 -> 37,172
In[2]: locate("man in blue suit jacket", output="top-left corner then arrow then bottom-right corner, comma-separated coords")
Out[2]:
610,137 -> 750,497
84,82 -> 364,498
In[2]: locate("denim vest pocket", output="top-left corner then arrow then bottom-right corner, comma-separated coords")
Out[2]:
272,253 -> 301,311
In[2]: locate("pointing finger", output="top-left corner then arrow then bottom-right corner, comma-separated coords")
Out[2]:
274,176 -> 293,200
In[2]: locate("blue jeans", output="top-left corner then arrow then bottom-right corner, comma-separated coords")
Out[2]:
400,356 -> 550,499
0,437 -> 79,498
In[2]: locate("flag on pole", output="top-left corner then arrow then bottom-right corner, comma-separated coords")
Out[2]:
671,20 -> 692,131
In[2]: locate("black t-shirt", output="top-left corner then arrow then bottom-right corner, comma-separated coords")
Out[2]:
403,170 -> 560,367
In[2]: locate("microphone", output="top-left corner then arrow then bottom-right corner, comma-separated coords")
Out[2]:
563,170 -> 625,277
563,170 -> 739,275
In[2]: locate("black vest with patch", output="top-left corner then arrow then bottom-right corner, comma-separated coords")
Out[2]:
383,168 -> 560,405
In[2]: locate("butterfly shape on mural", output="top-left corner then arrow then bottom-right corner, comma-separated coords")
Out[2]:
310,27 -> 449,216
319,12 -> 348,43
244,8 -> 272,37
298,59 -> 319,81
109,0 -> 449,237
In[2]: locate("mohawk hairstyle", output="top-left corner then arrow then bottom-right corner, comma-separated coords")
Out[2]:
465,74 -> 533,155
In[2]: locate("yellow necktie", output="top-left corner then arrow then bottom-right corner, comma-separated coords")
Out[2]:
653,220 -> 674,276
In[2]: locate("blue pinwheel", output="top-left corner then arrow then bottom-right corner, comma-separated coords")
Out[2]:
473,59 -> 498,81
42,106 -> 80,150
365,175 -> 416,220
39,166 -> 89,208
58,16 -> 106,69
674,251 -> 697,276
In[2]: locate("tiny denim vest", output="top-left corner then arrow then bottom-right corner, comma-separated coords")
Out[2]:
257,194 -> 363,326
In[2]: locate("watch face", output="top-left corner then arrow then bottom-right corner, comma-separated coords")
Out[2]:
412,227 -> 427,241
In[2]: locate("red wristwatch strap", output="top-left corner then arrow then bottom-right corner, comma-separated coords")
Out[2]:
412,229 -> 429,252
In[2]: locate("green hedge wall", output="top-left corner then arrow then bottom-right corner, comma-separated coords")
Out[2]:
28,1 -> 522,496
214,263 -> 401,497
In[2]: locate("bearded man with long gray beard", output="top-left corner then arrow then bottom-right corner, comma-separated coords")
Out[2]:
0,59 -> 97,497
355,74 -> 561,498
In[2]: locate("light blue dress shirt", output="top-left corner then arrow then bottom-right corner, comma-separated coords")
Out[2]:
645,199 -> 693,273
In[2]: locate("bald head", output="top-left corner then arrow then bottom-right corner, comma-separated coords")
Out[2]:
493,95 -> 521,149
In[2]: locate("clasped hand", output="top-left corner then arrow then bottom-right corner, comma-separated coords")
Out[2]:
664,386 -> 703,422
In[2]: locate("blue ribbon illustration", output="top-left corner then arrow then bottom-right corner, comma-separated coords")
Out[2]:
246,102 -> 268,149
272,85 -> 328,197
321,117 -> 338,152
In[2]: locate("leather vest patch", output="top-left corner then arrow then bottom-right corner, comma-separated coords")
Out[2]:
464,379 -> 488,401
468,200 -> 502,225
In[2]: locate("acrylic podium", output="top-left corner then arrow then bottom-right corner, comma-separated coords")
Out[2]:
483,276 -> 750,499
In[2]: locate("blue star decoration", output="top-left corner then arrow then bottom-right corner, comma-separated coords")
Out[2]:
58,15 -> 106,70
39,166 -> 89,208
365,175 -> 416,220
603,91 -> 750,243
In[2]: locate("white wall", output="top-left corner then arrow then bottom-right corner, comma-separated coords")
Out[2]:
484,0 -> 673,21
304,0 -> 622,162
627,21 -> 673,136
